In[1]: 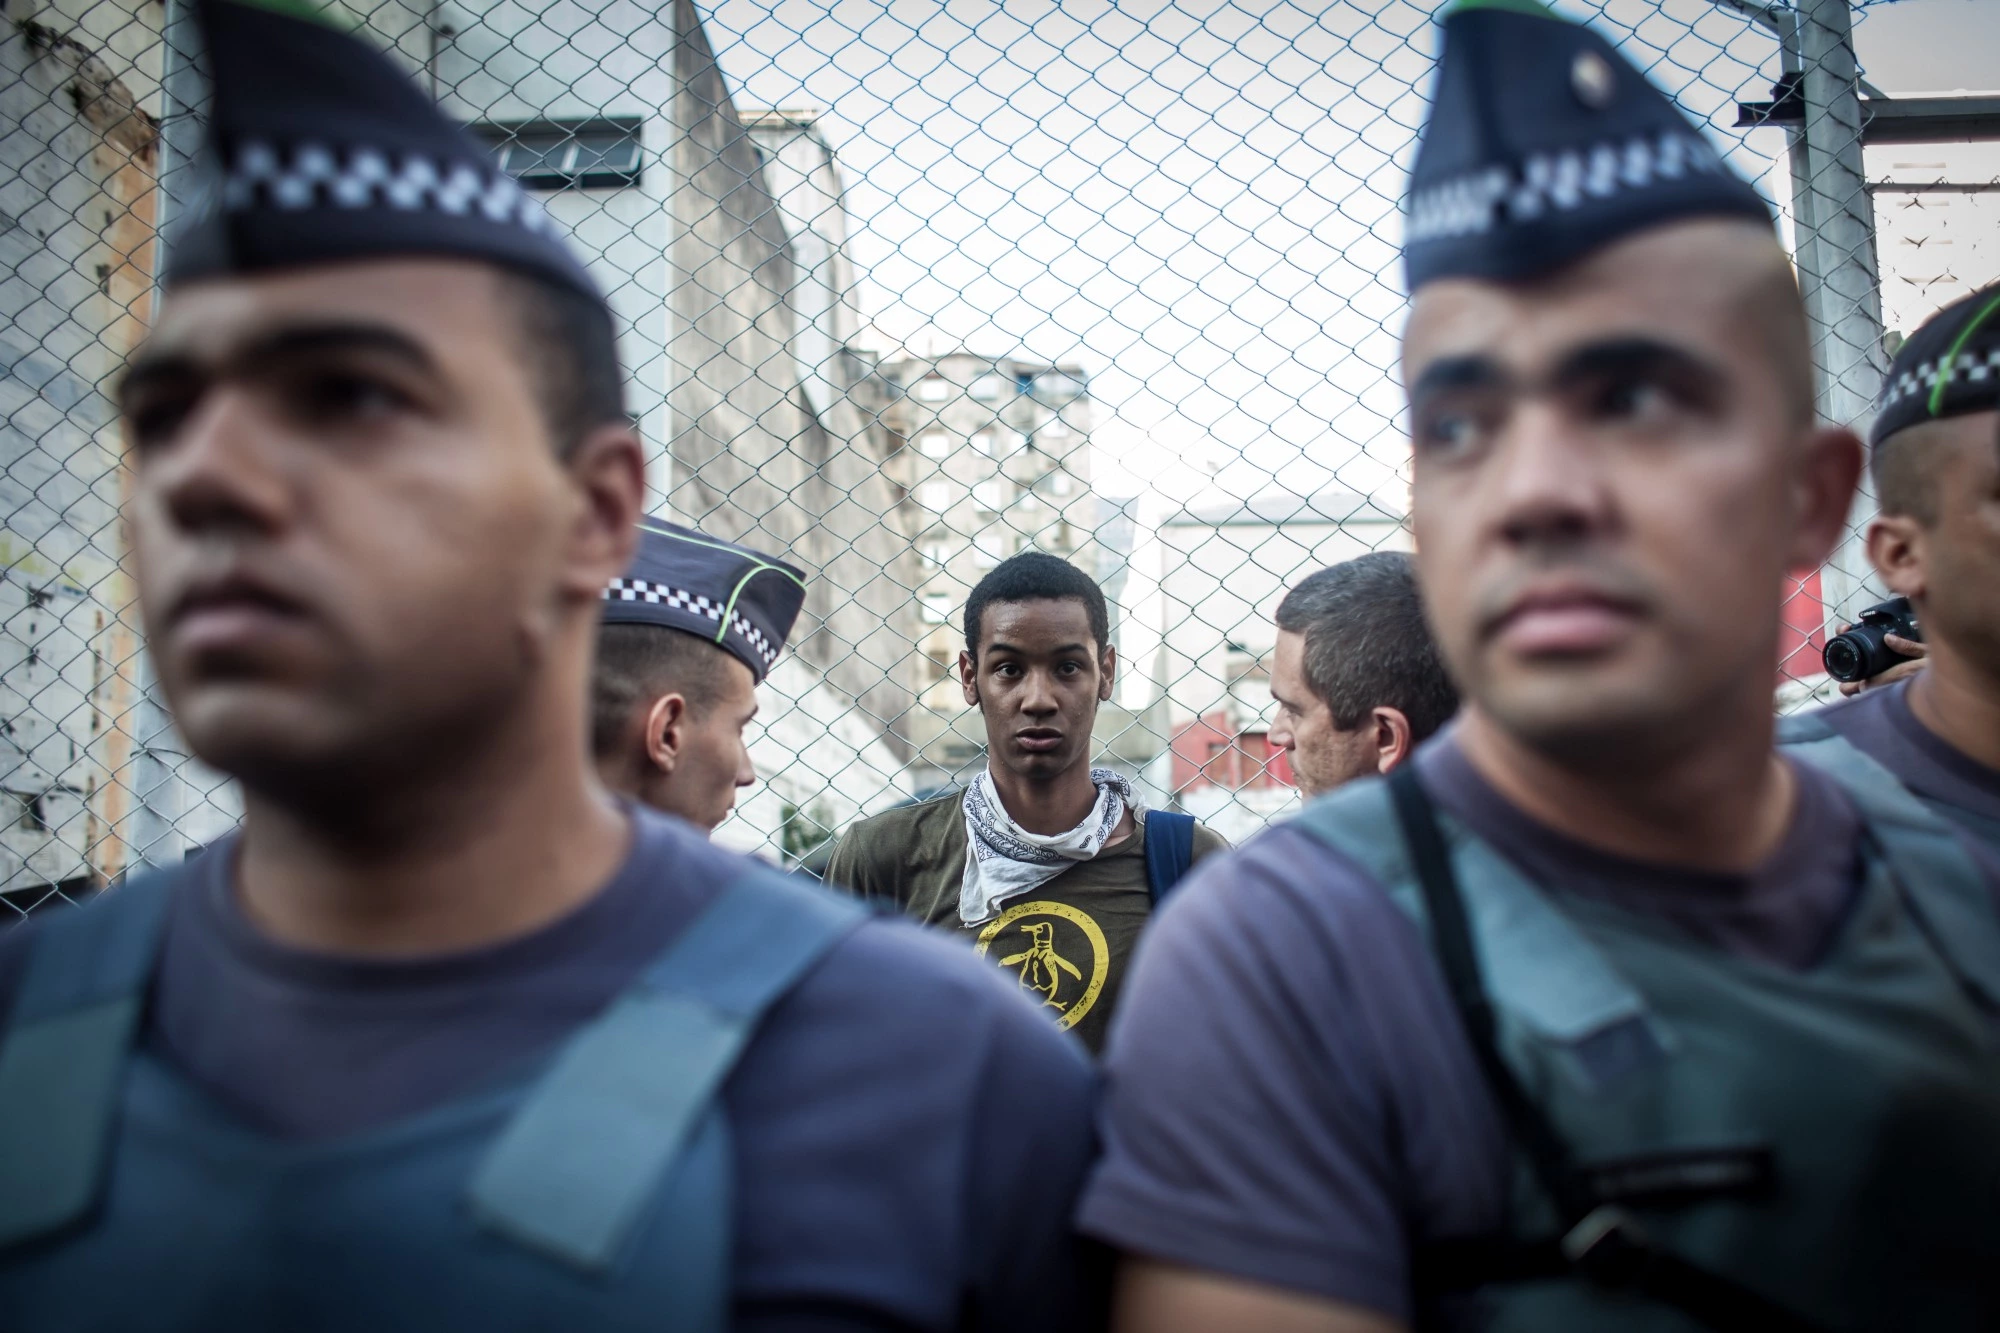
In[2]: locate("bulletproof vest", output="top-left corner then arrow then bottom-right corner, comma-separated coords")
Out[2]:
1290,755 -> 2000,1333
0,863 -> 865,1333
1780,709 -> 2000,852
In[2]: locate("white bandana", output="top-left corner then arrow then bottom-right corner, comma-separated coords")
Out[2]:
959,767 -> 1134,926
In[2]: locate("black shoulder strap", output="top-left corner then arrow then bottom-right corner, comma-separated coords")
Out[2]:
1387,767 -> 1826,1333
1142,810 -> 1196,907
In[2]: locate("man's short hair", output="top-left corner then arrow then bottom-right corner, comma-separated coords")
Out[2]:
497,269 -> 628,457
590,623 -> 733,757
964,552 -> 1111,658
1274,551 -> 1459,740
1869,417 -> 1969,526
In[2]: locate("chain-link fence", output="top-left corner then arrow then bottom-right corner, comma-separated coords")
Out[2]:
4,0 -> 1996,904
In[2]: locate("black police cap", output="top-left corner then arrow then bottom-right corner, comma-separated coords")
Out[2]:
603,523 -> 808,685
1404,0 -> 1771,291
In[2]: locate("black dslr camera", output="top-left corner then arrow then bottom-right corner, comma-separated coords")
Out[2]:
1822,596 -> 1922,683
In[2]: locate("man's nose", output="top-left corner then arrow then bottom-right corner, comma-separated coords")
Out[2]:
147,389 -> 294,538
1019,672 -> 1059,714
735,744 -> 757,789
1489,401 -> 1616,550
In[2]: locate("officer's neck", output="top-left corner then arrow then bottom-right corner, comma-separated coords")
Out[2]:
229,694 -> 631,959
1456,705 -> 1795,875
1906,643 -> 2000,775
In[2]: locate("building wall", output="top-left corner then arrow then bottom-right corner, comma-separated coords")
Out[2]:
1,0 -> 162,896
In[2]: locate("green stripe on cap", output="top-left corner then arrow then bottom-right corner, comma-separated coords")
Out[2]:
1929,289 -> 2000,418
1446,0 -> 1562,19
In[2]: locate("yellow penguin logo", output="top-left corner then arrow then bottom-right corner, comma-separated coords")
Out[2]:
975,901 -> 1110,1030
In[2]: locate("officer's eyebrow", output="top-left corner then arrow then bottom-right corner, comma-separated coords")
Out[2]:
119,322 -> 442,410
1547,336 -> 1723,399
1407,354 -> 1508,408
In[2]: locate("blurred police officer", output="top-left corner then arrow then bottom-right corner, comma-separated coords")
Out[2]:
1268,552 -> 1459,794
1792,286 -> 2000,852
592,523 -> 805,832
0,4 -> 1099,1328
1080,3 -> 2000,1330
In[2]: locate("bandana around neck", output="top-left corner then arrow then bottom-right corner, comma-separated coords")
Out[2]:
959,767 -> 1134,926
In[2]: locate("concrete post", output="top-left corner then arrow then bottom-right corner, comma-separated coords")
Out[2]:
1795,0 -> 1888,626
124,0 -> 206,871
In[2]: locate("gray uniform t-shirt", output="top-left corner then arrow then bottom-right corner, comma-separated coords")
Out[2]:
1076,733 -> 1888,1323
1815,678 -> 2000,852
0,810 -> 1105,1333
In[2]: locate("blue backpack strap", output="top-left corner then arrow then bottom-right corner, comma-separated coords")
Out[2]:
465,867 -> 867,1274
1142,810 -> 1197,906
1779,717 -> 2000,1011
0,874 -> 173,1248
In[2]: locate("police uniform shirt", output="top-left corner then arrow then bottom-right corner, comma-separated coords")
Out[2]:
0,813 -> 1103,1330
1816,682 -> 2000,855
1075,732 -> 1999,1323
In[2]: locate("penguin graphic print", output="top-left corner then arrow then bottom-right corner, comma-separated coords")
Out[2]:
976,901 -> 1110,1031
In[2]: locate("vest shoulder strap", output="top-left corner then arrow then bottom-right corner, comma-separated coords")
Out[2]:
0,874 -> 173,1248
1142,810 -> 1197,906
465,866 -> 867,1274
1778,715 -> 2000,1010
1288,779 -> 1652,1046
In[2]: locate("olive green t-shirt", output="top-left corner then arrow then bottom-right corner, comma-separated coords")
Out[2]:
824,792 -> 1226,1052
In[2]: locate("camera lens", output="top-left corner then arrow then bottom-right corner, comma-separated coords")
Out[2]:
1823,635 -> 1866,682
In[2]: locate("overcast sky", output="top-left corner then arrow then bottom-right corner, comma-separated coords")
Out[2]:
698,0 -> 1998,508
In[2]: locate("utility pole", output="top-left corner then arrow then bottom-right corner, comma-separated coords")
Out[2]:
1794,0 -> 1887,625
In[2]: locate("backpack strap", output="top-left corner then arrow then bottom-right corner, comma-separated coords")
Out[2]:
465,867 -> 866,1273
1142,810 -> 1197,907
0,874 -> 173,1248
1778,715 -> 2000,1012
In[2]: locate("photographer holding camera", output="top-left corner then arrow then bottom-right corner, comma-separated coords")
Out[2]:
1794,285 -> 2000,852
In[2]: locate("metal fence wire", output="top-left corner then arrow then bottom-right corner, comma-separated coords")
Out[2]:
4,0 -> 1996,907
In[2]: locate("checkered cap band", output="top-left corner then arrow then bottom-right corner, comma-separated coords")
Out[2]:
221,139 -> 552,234
1406,129 -> 1727,245
603,577 -> 782,671
1878,348 -> 2000,415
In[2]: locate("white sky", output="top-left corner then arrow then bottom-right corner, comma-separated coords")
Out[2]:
698,0 -> 1997,509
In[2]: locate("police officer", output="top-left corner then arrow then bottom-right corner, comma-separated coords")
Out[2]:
1793,286 -> 2000,852
1078,3 -> 2000,1330
0,3 -> 1099,1328
593,522 -> 805,832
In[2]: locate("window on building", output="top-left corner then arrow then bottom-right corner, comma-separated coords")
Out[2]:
915,377 -> 950,403
971,430 -> 995,456
920,593 -> 952,624
920,540 -> 950,570
973,480 -> 1007,511
920,482 -> 951,510
919,431 -> 951,458
475,118 -> 643,189
1040,419 -> 1071,441
1034,370 -> 1084,401
1049,471 -> 1074,497
971,374 -> 1009,402
972,532 -> 1013,568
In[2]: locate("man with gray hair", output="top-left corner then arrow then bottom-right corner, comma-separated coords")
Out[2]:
1267,552 -> 1459,795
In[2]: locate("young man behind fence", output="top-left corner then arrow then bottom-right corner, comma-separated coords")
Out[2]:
827,552 -> 1224,1052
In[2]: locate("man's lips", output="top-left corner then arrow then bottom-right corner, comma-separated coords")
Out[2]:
1014,728 -> 1065,753
166,574 -> 311,654
1488,586 -> 1645,655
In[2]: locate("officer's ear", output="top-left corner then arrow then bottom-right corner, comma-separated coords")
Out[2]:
1867,511 -> 1928,603
643,692 -> 690,775
1373,706 -> 1416,774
